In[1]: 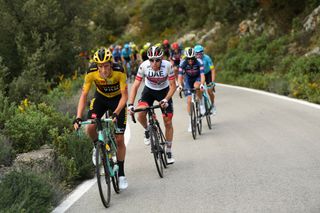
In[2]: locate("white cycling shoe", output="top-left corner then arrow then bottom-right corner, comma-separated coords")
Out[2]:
200,104 -> 206,115
119,176 -> 128,190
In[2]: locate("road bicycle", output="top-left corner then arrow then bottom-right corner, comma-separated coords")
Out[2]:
202,84 -> 214,130
80,116 -> 119,208
179,88 -> 203,140
131,104 -> 168,178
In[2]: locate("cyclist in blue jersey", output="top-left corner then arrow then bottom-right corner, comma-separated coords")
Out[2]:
194,45 -> 216,115
178,47 -> 206,132
121,44 -> 133,81
112,45 -> 122,63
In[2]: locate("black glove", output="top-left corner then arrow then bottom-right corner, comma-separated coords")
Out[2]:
111,113 -> 118,120
73,118 -> 82,127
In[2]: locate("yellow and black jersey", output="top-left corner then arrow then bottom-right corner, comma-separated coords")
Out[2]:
83,63 -> 127,98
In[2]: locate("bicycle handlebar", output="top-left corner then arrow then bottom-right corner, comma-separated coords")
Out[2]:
80,118 -> 114,125
178,88 -> 201,98
130,104 -> 166,123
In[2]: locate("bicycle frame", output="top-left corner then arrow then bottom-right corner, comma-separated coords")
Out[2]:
81,118 -> 119,177
179,88 -> 203,139
131,104 -> 168,177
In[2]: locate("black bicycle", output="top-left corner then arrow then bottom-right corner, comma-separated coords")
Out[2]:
131,104 -> 168,178
179,88 -> 202,140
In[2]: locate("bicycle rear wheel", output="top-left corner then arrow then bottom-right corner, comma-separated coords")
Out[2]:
196,101 -> 202,135
204,97 -> 212,129
149,127 -> 164,178
96,143 -> 111,208
190,102 -> 197,140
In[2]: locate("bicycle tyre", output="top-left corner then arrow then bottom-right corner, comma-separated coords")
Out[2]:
109,139 -> 120,193
96,142 -> 111,208
204,96 -> 212,129
149,126 -> 164,178
190,102 -> 197,140
110,159 -> 120,193
196,101 -> 202,135
157,126 -> 168,168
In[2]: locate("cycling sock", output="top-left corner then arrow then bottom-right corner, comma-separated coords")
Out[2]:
166,141 -> 172,151
118,160 -> 125,176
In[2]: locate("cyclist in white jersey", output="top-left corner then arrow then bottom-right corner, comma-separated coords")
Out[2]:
128,46 -> 176,164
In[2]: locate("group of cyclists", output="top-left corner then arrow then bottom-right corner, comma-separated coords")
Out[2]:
73,40 -> 216,191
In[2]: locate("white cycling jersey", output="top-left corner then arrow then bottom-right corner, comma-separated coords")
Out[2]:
135,59 -> 175,90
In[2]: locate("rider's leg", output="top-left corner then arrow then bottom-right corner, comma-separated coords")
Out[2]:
86,124 -> 98,141
115,134 -> 126,176
208,87 -> 215,105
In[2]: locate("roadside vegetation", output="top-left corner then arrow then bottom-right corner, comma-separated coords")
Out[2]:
0,0 -> 319,211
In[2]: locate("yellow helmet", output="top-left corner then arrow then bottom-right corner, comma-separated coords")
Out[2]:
93,47 -> 112,63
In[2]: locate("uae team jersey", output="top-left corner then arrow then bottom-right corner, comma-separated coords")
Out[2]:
135,60 -> 175,90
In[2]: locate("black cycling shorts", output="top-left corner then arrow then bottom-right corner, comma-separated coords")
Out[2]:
87,92 -> 127,134
205,72 -> 212,85
138,86 -> 174,115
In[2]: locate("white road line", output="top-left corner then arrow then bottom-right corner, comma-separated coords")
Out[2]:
218,83 -> 320,110
52,178 -> 96,213
52,123 -> 131,213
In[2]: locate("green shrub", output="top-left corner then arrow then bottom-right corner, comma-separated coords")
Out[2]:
4,103 -> 72,153
0,170 -> 54,213
51,128 -> 94,184
4,106 -> 49,153
0,91 -> 16,129
42,77 -> 83,116
0,134 -> 15,166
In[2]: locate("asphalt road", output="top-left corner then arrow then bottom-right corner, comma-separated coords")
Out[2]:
57,84 -> 320,213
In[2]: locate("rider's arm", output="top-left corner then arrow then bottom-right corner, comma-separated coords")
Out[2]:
128,78 -> 142,105
114,87 -> 128,116
114,73 -> 128,115
76,90 -> 88,119
165,78 -> 177,100
76,74 -> 93,118
178,63 -> 184,87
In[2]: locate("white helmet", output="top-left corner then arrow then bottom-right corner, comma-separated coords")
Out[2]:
147,46 -> 163,59
185,47 -> 195,58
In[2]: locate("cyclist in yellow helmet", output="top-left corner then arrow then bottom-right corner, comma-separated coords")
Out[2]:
73,47 -> 129,190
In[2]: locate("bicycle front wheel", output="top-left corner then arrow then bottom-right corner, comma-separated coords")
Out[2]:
149,127 -> 164,178
190,102 -> 197,140
157,125 -> 168,168
96,143 -> 111,208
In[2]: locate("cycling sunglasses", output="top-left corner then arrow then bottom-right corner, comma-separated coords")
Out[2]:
149,58 -> 161,63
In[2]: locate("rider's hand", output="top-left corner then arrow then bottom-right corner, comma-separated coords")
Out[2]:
111,112 -> 118,122
208,82 -> 216,87
160,99 -> 169,109
73,118 -> 82,130
128,104 -> 135,115
200,84 -> 205,91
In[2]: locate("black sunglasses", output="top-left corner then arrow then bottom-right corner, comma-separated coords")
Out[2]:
149,58 -> 161,63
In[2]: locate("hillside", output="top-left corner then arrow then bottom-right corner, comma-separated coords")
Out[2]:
0,1 -> 319,211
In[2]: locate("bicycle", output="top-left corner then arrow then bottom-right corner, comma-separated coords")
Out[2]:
179,88 -> 202,140
202,84 -> 214,129
131,104 -> 168,178
124,60 -> 132,83
80,116 -> 120,208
